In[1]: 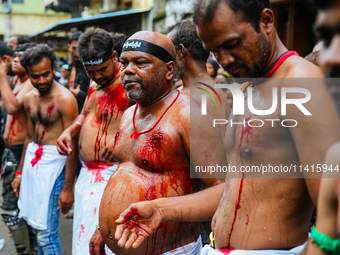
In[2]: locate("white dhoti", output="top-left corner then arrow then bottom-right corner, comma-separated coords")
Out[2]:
201,242 -> 307,255
72,162 -> 117,255
161,235 -> 202,255
18,142 -> 67,230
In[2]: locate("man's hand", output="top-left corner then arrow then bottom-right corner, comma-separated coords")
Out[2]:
58,189 -> 74,214
57,129 -> 72,155
115,200 -> 163,249
11,177 -> 21,198
0,56 -> 9,76
89,228 -> 106,255
101,138 -> 116,163
70,84 -> 81,97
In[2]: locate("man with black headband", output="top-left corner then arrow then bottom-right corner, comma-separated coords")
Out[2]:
93,30 -> 225,255
109,1 -> 340,255
0,42 -> 37,255
56,28 -> 133,255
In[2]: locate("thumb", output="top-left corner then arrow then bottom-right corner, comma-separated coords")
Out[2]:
77,84 -> 81,89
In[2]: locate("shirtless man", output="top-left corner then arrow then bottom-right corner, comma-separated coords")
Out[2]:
56,28 -> 133,255
305,0 -> 340,254
167,19 -> 230,140
113,0 -> 340,254
12,44 -> 78,254
0,42 -> 36,254
93,31 -> 226,255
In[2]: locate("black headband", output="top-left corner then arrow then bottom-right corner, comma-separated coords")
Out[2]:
122,39 -> 174,63
82,51 -> 113,66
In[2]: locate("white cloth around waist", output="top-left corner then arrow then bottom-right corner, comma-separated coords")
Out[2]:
72,162 -> 117,255
201,242 -> 307,255
18,142 -> 67,230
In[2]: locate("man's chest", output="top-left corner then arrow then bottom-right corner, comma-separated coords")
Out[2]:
114,123 -> 186,172
29,101 -> 59,126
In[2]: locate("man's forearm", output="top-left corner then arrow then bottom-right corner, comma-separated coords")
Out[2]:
0,74 -> 21,114
63,136 -> 79,191
158,183 -> 224,222
69,114 -> 85,138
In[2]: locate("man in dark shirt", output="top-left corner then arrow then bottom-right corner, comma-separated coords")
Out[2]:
67,31 -> 90,112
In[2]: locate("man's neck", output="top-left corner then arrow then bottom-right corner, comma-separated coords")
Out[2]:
137,86 -> 174,111
181,60 -> 211,90
265,34 -> 288,74
18,74 -> 28,83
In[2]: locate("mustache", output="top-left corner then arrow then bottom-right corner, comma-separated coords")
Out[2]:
122,75 -> 143,86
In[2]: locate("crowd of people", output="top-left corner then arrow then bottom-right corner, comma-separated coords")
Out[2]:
0,0 -> 339,255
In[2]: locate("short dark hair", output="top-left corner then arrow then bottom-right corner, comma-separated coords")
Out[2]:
168,19 -> 210,62
309,0 -> 335,10
15,35 -> 31,45
69,31 -> 83,43
110,32 -> 128,59
78,28 -> 113,63
20,44 -> 56,73
15,42 -> 36,53
193,0 -> 271,32
0,42 -> 14,57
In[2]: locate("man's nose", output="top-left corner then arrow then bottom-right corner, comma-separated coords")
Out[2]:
319,35 -> 340,71
38,76 -> 46,83
216,49 -> 235,68
122,62 -> 136,75
93,72 -> 102,80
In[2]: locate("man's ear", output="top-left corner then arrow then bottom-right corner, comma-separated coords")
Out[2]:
259,8 -> 275,35
165,61 -> 176,80
52,65 -> 56,74
178,44 -> 186,59
112,51 -> 118,63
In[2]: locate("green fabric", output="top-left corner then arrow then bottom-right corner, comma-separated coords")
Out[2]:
311,226 -> 340,255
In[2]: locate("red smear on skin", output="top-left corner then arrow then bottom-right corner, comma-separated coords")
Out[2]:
239,116 -> 253,165
87,85 -> 95,99
121,208 -> 137,222
78,224 -> 85,241
140,132 -> 181,197
246,214 -> 249,225
5,115 -> 18,144
31,145 -> 44,167
225,173 -> 245,249
39,103 -> 55,143
93,84 -> 130,161
84,162 -> 112,183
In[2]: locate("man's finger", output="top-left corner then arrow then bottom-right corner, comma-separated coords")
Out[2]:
115,223 -> 125,240
118,228 -> 130,248
57,140 -> 70,155
132,235 -> 146,249
124,232 -> 138,249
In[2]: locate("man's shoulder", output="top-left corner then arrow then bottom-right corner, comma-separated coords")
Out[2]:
280,55 -> 324,79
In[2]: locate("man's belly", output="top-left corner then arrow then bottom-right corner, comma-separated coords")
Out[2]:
99,163 -> 199,255
79,119 -> 119,163
212,178 -> 313,250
